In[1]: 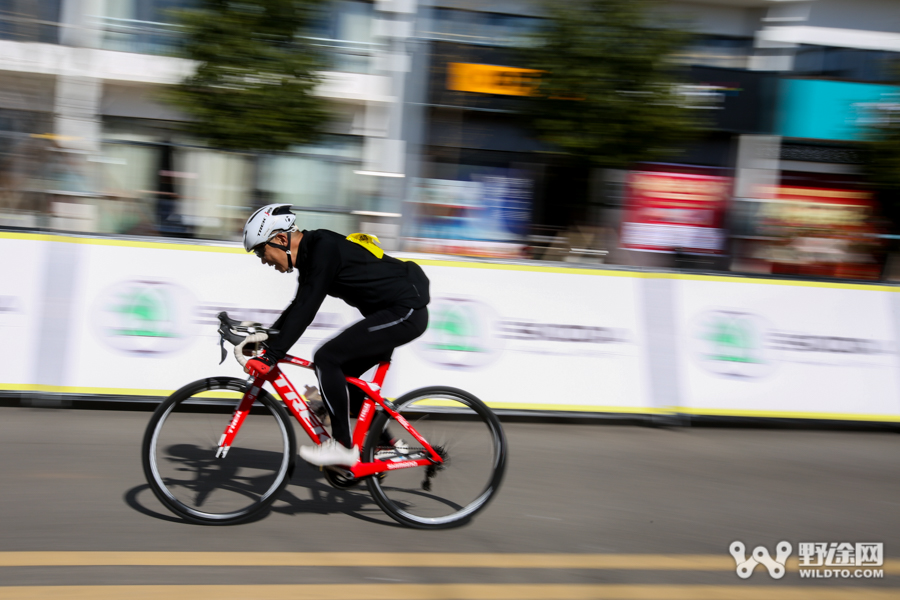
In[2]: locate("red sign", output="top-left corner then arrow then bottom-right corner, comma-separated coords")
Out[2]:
758,186 -> 874,231
751,185 -> 883,280
620,170 -> 732,254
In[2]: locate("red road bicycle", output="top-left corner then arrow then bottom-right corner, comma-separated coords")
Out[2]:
142,312 -> 507,529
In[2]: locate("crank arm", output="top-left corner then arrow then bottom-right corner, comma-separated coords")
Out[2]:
324,465 -> 355,479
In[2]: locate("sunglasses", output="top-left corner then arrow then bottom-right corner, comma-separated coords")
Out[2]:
253,243 -> 268,258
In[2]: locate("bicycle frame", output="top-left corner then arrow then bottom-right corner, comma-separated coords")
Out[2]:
216,355 -> 444,479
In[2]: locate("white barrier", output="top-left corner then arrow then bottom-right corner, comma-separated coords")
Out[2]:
55,237 -> 358,396
1,231 -> 898,423
0,235 -> 46,388
386,263 -> 650,412
674,277 -> 900,420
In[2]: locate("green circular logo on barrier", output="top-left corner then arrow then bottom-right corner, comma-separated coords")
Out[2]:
417,298 -> 504,369
692,310 -> 774,379
93,280 -> 197,355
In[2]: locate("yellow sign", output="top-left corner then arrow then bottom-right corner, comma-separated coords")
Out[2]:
447,63 -> 541,97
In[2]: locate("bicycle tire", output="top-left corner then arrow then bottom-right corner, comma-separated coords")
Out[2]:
142,377 -> 296,525
363,386 -> 507,529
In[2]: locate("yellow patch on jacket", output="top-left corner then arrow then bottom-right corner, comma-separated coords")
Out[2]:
346,232 -> 384,259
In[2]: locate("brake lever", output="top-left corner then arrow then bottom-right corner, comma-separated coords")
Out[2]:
219,332 -> 227,365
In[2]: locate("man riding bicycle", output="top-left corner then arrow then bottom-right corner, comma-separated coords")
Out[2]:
240,204 -> 429,468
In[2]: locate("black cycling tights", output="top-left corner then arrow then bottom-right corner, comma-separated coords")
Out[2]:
313,306 -> 428,448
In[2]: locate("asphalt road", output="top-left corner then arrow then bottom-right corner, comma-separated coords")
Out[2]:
1,405 -> 898,599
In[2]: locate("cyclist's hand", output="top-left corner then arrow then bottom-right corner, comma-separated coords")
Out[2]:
245,353 -> 276,378
242,341 -> 267,357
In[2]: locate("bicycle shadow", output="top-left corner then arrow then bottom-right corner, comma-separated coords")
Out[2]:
125,483 -> 191,524
127,443 -> 399,527
270,461 -> 403,528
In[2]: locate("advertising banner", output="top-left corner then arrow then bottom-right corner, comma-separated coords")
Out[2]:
675,277 -> 900,419
5,233 -> 900,422
446,62 -> 540,97
406,169 -> 532,259
61,241 -> 359,396
27,236 -> 651,414
620,169 -> 732,254
385,262 -> 651,412
777,79 -> 899,141
738,182 -> 884,280
427,42 -> 535,113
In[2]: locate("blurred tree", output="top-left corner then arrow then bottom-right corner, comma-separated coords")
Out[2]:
519,0 -> 701,170
166,0 -> 329,151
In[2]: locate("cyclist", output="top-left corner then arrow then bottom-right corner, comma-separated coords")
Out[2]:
241,204 -> 429,467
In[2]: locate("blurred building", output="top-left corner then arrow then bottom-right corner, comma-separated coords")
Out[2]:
407,0 -> 900,274
0,0 -> 414,244
0,0 -> 899,278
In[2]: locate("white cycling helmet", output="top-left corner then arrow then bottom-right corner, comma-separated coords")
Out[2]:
243,203 -> 296,252
243,203 -> 298,272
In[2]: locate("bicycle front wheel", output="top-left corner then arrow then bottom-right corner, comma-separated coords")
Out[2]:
142,377 -> 296,525
363,386 -> 507,529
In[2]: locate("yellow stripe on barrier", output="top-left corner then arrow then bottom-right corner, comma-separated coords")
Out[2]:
414,399 -> 664,414
3,384 -> 899,422
194,390 -> 245,399
0,385 -> 241,401
658,270 -> 900,292
3,230 -> 900,290
0,384 -> 176,397
0,584 -> 898,600
414,258 -> 641,278
0,231 -> 243,254
675,407 -> 900,423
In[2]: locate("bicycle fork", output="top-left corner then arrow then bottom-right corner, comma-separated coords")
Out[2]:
217,371 -> 331,459
215,381 -> 261,458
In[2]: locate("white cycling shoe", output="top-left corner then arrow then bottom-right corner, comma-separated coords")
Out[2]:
299,439 -> 359,467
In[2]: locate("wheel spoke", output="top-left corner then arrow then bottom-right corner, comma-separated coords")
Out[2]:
143,378 -> 295,525
364,387 -> 506,529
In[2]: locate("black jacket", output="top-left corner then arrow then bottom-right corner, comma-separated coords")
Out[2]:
266,229 -> 430,359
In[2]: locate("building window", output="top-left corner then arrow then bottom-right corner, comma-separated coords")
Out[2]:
673,36 -> 754,69
425,8 -> 542,48
793,45 -> 899,83
98,0 -> 194,55
0,0 -> 62,44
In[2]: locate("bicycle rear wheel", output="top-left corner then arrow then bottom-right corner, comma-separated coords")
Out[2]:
363,386 -> 507,529
142,377 -> 296,525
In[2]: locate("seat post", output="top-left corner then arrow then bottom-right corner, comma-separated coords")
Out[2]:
373,362 -> 391,387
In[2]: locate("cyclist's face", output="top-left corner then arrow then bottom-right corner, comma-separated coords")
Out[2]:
256,234 -> 289,273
